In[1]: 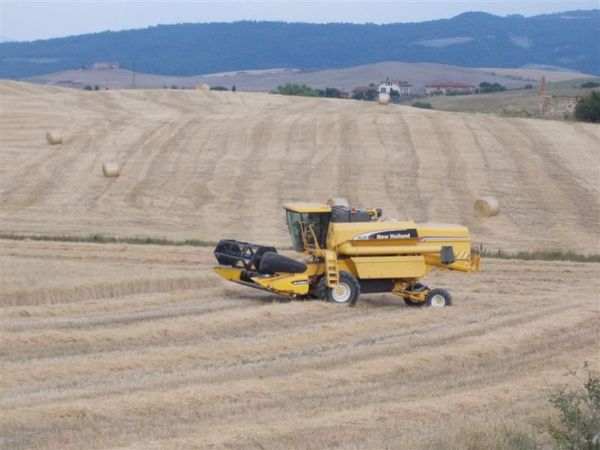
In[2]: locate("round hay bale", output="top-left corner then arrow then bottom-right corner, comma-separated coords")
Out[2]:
46,130 -> 63,145
474,196 -> 499,217
102,161 -> 120,178
196,83 -> 209,91
378,93 -> 390,105
326,197 -> 350,208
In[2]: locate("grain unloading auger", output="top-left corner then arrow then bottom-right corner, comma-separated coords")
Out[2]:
214,200 -> 480,307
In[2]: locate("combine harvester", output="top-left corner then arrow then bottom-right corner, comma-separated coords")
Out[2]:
214,199 -> 480,307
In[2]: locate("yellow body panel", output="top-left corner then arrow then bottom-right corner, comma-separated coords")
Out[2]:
338,243 -> 442,256
213,267 -> 309,296
350,255 -> 426,279
214,266 -> 242,281
327,221 -> 477,274
252,272 -> 309,295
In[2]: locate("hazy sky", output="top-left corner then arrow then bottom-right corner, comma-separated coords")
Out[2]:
1,0 -> 598,42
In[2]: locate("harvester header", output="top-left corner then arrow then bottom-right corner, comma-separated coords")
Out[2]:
214,199 -> 480,307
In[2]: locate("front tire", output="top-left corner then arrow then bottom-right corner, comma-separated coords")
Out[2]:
425,288 -> 452,308
317,271 -> 360,306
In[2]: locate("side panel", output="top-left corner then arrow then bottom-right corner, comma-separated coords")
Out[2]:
350,255 -> 426,279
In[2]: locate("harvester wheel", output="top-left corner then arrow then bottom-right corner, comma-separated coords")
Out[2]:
425,288 -> 452,308
403,298 -> 425,307
316,277 -> 328,301
317,272 -> 360,306
308,284 -> 320,299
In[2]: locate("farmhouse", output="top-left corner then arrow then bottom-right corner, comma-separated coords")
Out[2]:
425,82 -> 475,95
538,75 -> 579,119
378,78 -> 412,96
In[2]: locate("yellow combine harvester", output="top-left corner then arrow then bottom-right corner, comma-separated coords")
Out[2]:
214,200 -> 480,307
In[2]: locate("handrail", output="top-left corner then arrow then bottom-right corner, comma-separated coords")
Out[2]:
300,222 -> 321,253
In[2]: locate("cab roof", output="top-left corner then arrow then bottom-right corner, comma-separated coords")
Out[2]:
283,202 -> 332,213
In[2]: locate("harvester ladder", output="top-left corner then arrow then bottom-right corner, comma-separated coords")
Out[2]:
325,250 -> 339,288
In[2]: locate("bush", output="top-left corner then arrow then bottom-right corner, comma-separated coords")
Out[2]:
210,86 -> 228,91
581,81 -> 600,89
351,86 -> 379,101
500,108 -> 534,118
83,85 -> 93,91
524,83 -> 534,89
323,87 -> 341,98
412,101 -> 433,109
575,92 -> 600,122
548,363 -> 600,450
0,232 -> 216,247
446,89 -> 473,96
315,88 -> 342,98
480,248 -> 600,263
277,83 -> 319,97
478,81 -> 506,93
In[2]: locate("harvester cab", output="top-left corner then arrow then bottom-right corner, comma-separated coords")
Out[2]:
285,204 -> 330,252
285,202 -> 382,253
214,199 -> 480,307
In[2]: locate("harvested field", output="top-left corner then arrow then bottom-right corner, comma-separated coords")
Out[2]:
1,80 -> 599,448
1,239 -> 599,449
0,80 -> 599,253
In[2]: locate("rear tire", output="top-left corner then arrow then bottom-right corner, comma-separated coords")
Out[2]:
317,272 -> 360,306
425,288 -> 452,308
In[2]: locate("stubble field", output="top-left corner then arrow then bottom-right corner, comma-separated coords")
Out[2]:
1,239 -> 599,449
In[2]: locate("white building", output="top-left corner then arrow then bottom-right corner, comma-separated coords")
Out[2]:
378,78 -> 412,96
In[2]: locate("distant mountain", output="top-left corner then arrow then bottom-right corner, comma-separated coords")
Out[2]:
1,10 -> 599,79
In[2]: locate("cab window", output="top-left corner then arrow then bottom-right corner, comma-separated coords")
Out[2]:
286,210 -> 330,251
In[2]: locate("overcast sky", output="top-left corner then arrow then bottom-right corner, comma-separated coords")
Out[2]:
1,0 -> 598,42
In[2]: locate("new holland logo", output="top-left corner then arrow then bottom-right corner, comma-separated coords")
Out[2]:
353,229 -> 418,241
292,280 -> 308,285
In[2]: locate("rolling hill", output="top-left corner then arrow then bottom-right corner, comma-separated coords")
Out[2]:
24,61 -> 591,92
0,80 -> 598,253
1,10 -> 599,79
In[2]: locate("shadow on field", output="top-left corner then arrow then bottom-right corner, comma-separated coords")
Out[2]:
222,283 -> 424,309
